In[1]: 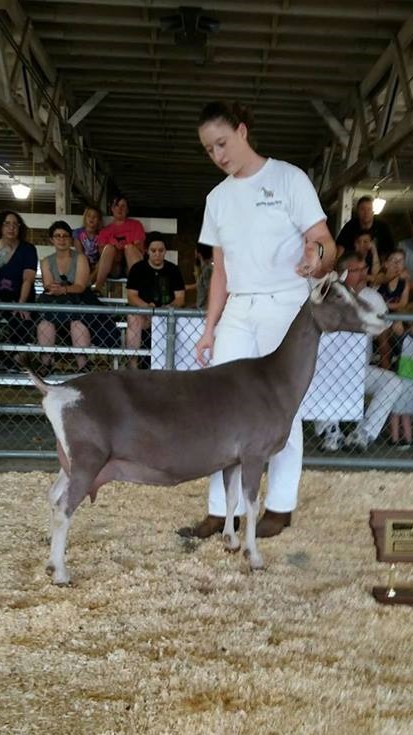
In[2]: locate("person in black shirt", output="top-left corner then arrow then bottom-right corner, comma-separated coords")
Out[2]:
336,195 -> 395,262
126,231 -> 185,368
0,210 -> 38,365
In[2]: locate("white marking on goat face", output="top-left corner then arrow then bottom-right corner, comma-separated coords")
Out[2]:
43,386 -> 82,462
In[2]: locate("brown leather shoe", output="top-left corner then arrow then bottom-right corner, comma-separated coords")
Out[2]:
177,514 -> 240,539
256,510 -> 291,538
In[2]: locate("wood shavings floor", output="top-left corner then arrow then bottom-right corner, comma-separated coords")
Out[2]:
1,470 -> 412,735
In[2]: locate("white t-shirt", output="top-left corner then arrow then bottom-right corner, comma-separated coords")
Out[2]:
199,158 -> 326,297
358,286 -> 388,365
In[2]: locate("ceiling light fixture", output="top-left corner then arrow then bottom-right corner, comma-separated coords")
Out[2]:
372,196 -> 386,215
11,182 -> 31,200
160,6 -> 220,47
0,163 -> 32,200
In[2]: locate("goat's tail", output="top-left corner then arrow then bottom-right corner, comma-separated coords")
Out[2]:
20,354 -> 50,396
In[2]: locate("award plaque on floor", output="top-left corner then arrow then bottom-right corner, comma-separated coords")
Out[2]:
369,510 -> 413,605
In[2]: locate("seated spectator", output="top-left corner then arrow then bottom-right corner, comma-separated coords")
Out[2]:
376,249 -> 409,370
195,243 -> 213,308
73,206 -> 103,284
354,230 -> 380,284
36,221 -> 93,375
315,252 -> 404,451
336,195 -> 395,262
126,231 -> 185,368
0,210 -> 38,367
388,328 -> 413,448
94,195 -> 145,292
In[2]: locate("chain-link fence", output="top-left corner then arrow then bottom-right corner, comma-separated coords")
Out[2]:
1,301 -> 413,468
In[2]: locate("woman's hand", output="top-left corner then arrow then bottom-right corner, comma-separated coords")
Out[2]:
196,331 -> 214,367
13,307 -> 30,320
296,240 -> 323,277
46,281 -> 67,295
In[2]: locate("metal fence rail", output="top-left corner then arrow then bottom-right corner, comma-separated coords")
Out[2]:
1,301 -> 413,469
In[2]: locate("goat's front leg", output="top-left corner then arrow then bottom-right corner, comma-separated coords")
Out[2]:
222,465 -> 241,553
241,460 -> 265,570
46,468 -> 72,585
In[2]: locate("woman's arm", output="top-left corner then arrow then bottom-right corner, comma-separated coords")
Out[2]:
73,238 -> 83,255
196,247 -> 227,366
64,252 -> 89,294
389,280 -> 410,311
168,289 -> 185,307
16,267 -> 36,319
368,242 -> 381,282
19,268 -> 36,304
40,258 -> 54,291
126,288 -> 155,308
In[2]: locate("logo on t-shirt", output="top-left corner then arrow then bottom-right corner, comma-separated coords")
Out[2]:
256,187 -> 282,207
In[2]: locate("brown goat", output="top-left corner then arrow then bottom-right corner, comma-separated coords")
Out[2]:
28,273 -> 386,584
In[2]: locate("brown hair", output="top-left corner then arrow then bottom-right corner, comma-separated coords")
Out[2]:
198,100 -> 255,144
0,210 -> 27,241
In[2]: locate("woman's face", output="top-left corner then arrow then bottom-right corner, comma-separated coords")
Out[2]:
148,241 -> 166,268
111,198 -> 128,222
386,253 -> 405,277
354,234 -> 372,255
198,119 -> 248,176
85,209 -> 100,231
51,228 -> 72,251
1,213 -> 20,243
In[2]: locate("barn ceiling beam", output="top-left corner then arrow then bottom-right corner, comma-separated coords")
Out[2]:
0,0 -> 55,82
310,98 -> 349,149
322,110 -> 413,204
360,13 -> 413,97
68,90 -> 108,128
25,0 -> 411,22
0,0 -> 109,206
318,12 -> 413,205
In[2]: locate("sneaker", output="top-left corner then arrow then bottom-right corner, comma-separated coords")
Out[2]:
344,427 -> 370,451
314,420 -> 331,437
321,424 -> 344,452
396,439 -> 411,451
386,438 -> 399,448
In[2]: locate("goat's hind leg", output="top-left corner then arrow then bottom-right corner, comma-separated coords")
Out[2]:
46,468 -> 72,585
222,464 -> 241,553
46,461 -> 98,585
241,459 -> 265,571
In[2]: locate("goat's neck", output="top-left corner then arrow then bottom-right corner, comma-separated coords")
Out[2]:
265,300 -> 321,409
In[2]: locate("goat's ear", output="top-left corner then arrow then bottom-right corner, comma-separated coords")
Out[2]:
338,269 -> 348,283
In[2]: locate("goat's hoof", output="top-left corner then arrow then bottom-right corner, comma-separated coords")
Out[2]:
243,548 -> 265,571
52,569 -> 71,586
223,533 -> 241,553
45,562 -> 55,576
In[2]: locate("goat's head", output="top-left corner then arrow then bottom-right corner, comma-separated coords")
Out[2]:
310,272 -> 387,335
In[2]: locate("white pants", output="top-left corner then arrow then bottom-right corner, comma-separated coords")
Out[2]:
362,365 -> 404,439
208,291 -> 307,517
315,365 -> 404,441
